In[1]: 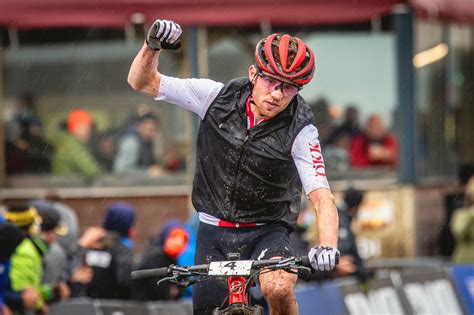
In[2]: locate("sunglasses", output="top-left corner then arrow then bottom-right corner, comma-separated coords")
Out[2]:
256,71 -> 301,97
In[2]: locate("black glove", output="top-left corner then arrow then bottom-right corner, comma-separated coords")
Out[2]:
146,19 -> 182,51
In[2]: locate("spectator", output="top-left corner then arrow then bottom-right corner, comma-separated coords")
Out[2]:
30,197 -> 80,277
114,112 -> 163,176
177,213 -> 199,298
133,219 -> 189,301
331,188 -> 369,281
0,221 -> 24,315
322,134 -> 351,174
32,201 -> 70,284
309,97 -> 333,146
52,109 -> 102,178
6,115 -> 53,175
327,105 -> 362,145
322,106 -> 360,174
438,163 -> 474,256
451,177 -> 474,263
22,116 -> 54,173
72,202 -> 136,299
36,205 -> 71,297
350,114 -> 398,168
5,93 -> 41,175
3,205 -> 69,313
177,213 -> 199,268
91,129 -> 118,172
5,93 -> 41,144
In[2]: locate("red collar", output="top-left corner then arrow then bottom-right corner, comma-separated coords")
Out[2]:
246,97 -> 267,128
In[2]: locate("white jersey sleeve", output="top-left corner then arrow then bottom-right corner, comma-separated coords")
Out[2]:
291,124 -> 330,194
155,74 -> 224,119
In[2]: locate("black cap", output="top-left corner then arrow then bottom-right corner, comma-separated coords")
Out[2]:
0,222 -> 24,262
36,206 -> 60,232
29,200 -> 69,236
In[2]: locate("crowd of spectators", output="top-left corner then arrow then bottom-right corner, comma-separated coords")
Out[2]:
1,187 -> 379,314
310,98 -> 398,174
5,93 -> 399,180
0,199 -> 195,314
5,94 -> 185,178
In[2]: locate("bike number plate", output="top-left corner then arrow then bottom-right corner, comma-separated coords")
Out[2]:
208,260 -> 253,276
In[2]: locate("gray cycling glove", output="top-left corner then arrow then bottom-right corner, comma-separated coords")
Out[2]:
146,19 -> 182,51
308,245 -> 340,271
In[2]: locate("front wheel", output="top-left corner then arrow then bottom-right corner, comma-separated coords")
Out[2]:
212,303 -> 264,315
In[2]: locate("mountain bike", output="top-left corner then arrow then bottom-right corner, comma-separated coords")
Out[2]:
132,253 -> 336,315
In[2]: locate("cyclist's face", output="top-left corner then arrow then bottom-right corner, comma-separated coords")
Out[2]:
248,65 -> 299,119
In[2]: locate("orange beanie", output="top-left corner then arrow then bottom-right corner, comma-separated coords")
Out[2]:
67,109 -> 92,133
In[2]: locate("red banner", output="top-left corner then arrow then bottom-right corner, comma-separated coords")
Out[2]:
0,0 -> 402,29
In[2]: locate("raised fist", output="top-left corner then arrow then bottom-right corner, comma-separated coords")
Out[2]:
146,19 -> 182,51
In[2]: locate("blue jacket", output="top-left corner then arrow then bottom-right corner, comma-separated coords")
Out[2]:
1,261 -> 23,310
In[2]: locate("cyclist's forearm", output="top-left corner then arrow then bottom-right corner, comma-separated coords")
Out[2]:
308,188 -> 339,247
128,42 -> 161,97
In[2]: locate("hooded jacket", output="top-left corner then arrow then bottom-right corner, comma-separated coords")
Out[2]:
133,220 -> 188,301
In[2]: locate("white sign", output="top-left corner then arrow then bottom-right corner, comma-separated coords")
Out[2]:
403,279 -> 463,315
208,260 -> 253,276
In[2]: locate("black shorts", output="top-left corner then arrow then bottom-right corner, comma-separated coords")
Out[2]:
192,221 -> 294,315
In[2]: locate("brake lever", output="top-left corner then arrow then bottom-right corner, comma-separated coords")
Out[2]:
157,274 -> 180,286
293,265 -> 312,273
274,257 -> 298,269
266,259 -> 312,274
277,257 -> 295,266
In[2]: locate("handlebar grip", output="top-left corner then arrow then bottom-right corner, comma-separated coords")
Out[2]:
131,267 -> 170,280
300,256 -> 312,268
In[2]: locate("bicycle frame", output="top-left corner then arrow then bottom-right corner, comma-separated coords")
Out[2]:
228,276 -> 248,305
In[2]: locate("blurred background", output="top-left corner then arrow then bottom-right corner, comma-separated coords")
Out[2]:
0,0 -> 473,314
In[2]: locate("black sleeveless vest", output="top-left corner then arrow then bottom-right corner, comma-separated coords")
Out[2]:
191,78 -> 315,229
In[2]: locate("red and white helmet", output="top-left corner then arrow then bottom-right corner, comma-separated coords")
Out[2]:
255,33 -> 315,85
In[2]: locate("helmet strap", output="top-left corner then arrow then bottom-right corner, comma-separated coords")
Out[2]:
249,70 -> 259,99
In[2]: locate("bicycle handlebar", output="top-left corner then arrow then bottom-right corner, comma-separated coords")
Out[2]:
131,267 -> 171,280
131,255 -> 338,281
131,263 -> 210,280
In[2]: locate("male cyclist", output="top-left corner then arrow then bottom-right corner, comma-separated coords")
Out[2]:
128,20 -> 339,315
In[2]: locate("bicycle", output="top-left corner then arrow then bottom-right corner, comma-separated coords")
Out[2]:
131,253 -> 338,315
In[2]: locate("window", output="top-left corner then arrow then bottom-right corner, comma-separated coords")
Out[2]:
3,30 -> 193,187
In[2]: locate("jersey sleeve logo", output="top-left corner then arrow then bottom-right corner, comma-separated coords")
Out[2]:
308,142 -> 327,177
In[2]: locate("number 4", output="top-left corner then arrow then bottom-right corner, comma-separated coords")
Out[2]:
223,262 -> 237,270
